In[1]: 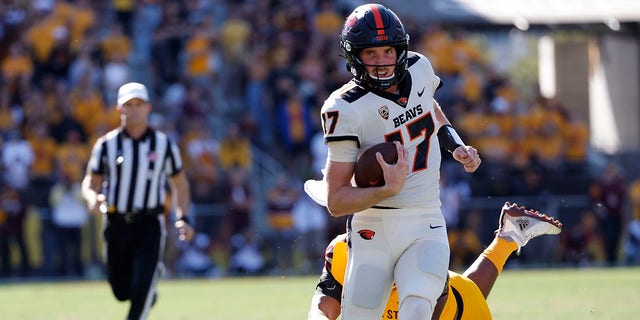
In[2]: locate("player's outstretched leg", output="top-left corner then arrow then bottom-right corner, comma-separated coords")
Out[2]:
463,202 -> 563,298
498,201 -> 563,252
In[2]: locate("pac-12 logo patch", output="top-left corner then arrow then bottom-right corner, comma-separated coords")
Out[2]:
378,105 -> 390,120
357,229 -> 376,240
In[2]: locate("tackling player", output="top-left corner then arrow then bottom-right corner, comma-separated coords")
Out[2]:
319,3 -> 481,319
308,202 -> 563,320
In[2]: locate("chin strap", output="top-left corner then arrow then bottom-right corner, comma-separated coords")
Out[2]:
437,125 -> 465,153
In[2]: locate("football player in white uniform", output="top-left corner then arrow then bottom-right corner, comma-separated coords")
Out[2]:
317,4 -> 481,320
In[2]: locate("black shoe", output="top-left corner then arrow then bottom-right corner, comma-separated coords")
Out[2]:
152,292 -> 158,307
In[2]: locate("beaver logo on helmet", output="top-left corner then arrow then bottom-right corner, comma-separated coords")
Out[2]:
357,229 -> 376,240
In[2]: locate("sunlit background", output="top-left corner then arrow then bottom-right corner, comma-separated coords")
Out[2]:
0,0 -> 639,282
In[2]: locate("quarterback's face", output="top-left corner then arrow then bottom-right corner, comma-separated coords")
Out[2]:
359,46 -> 397,79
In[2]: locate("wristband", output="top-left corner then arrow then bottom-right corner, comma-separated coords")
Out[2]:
177,216 -> 191,225
437,125 -> 465,153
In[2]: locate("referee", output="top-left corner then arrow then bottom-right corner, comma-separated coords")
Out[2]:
82,82 -> 193,320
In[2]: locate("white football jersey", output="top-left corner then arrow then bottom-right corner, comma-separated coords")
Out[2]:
321,52 -> 443,209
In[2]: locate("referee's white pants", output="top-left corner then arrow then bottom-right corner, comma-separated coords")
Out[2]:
341,207 -> 449,320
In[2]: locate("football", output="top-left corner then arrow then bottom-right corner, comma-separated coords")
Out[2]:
354,142 -> 398,188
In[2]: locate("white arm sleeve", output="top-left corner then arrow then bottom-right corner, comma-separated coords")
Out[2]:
327,140 -> 359,163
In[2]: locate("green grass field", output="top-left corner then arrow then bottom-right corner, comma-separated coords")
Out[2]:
0,267 -> 638,319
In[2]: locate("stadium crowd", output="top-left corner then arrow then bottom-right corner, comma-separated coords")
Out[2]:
0,0 -> 638,279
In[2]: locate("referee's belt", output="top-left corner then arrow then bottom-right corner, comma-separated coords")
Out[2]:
107,208 -> 163,224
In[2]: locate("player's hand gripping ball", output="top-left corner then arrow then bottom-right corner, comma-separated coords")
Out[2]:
354,142 -> 398,188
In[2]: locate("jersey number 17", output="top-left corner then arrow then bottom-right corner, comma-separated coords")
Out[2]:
321,109 -> 435,172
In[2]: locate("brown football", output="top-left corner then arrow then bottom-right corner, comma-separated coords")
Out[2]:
354,142 -> 398,188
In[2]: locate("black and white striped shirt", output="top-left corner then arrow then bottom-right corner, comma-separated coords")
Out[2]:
88,127 -> 183,214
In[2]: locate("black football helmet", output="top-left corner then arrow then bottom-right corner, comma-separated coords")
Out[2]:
340,4 -> 409,90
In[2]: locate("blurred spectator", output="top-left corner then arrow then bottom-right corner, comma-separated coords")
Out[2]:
440,167 -> 471,228
589,163 -> 627,265
22,121 -> 58,277
66,0 -> 96,51
55,128 -> 89,184
313,0 -> 343,40
68,67 -> 107,135
46,25 -> 73,83
151,1 -> 188,86
0,184 -> 30,277
24,8 -> 62,83
1,129 -> 33,191
99,22 -> 132,56
112,0 -> 135,37
630,176 -> 640,227
183,17 -> 221,90
1,42 -> 33,97
101,54 -> 131,106
528,99 -> 567,166
244,50 -> 274,148
448,209 -> 482,269
558,210 -> 606,267
218,122 -> 252,172
229,227 -> 267,276
275,89 -> 315,160
457,66 -> 483,104
455,102 -> 488,147
49,174 -> 88,277
175,233 -> 219,278
178,84 -> 209,122
295,41 -> 325,107
292,192 -> 328,274
25,122 -> 57,185
509,120 -> 537,170
21,76 -> 57,125
218,6 -> 251,63
100,22 -> 132,103
449,28 -> 484,75
533,116 -> 565,170
475,116 -> 511,165
420,23 -> 452,76
70,47 -> 101,93
272,2 -> 311,60
130,0 -> 163,65
225,167 -> 253,235
0,90 -> 18,133
0,3 -> 28,54
182,119 -> 225,238
626,176 -> 640,265
266,173 -> 298,274
511,163 -> 549,196
50,92 -> 88,144
625,216 -> 640,266
562,113 -> 589,171
217,7 -> 250,114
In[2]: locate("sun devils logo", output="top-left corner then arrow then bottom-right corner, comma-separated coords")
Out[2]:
378,105 -> 390,120
357,229 -> 376,240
